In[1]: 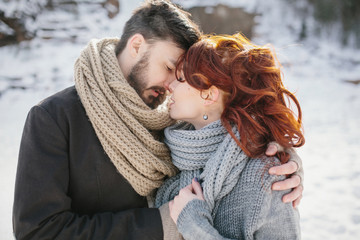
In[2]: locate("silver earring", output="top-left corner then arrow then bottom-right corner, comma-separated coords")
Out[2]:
203,114 -> 208,120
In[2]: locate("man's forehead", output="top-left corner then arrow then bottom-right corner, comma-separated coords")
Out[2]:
155,40 -> 184,51
151,39 -> 184,56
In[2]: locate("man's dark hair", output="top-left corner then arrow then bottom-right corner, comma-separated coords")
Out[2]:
115,0 -> 201,56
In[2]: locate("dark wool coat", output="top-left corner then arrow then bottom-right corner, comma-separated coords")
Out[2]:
13,86 -> 163,240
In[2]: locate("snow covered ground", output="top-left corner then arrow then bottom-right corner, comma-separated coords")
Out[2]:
1,0 -> 359,239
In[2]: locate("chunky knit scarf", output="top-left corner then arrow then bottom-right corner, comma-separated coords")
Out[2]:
155,120 -> 249,216
74,38 -> 178,196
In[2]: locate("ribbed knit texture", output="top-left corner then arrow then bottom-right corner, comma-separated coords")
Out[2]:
155,120 -> 300,239
74,38 -> 178,196
175,159 -> 300,240
155,120 -> 249,215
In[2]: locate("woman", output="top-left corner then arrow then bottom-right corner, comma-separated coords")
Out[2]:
155,33 -> 304,239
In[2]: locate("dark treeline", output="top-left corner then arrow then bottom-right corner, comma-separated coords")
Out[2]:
0,0 -> 119,47
1,0 -> 359,47
287,0 -> 360,47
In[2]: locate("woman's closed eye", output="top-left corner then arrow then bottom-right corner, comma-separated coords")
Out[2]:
177,77 -> 184,82
177,74 -> 186,82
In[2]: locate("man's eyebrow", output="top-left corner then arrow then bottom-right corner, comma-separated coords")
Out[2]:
169,58 -> 177,66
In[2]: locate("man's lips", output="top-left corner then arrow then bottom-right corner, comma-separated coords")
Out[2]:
151,89 -> 159,97
149,88 -> 165,98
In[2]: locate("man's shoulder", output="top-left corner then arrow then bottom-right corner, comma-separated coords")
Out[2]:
31,86 -> 85,122
37,86 -> 79,109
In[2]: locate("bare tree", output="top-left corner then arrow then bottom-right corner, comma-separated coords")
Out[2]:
0,0 -> 120,46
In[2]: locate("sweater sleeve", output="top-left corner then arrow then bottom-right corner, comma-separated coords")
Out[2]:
176,176 -> 300,240
13,106 -> 163,240
251,186 -> 301,240
176,200 -> 233,240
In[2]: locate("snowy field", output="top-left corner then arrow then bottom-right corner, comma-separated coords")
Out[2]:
1,0 -> 360,239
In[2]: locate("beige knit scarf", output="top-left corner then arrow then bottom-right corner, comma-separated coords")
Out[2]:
74,38 -> 178,196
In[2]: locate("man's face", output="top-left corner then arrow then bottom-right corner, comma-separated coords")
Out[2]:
127,40 -> 184,109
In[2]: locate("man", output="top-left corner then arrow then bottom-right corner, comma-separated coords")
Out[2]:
13,0 -> 303,239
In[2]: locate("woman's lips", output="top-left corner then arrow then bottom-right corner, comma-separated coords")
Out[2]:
168,97 -> 175,107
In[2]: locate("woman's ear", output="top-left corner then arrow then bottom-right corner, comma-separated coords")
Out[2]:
204,86 -> 220,106
128,33 -> 146,58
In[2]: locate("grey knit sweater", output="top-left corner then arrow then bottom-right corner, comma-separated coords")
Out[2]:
157,123 -> 300,240
177,159 -> 300,239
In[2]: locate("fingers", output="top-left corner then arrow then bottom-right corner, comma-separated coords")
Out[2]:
269,160 -> 298,175
292,194 -> 302,208
265,143 -> 277,156
272,174 -> 301,190
178,183 -> 193,195
170,181 -> 201,223
265,141 -> 285,156
192,178 -> 204,200
281,185 -> 303,204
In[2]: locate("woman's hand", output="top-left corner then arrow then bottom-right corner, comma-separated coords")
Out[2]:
169,178 -> 205,224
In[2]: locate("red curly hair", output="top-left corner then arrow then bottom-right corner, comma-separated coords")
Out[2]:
176,33 -> 305,158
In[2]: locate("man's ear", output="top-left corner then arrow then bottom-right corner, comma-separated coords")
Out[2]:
204,86 -> 220,106
127,33 -> 146,58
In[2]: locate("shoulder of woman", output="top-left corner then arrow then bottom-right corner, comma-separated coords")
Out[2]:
239,156 -> 286,190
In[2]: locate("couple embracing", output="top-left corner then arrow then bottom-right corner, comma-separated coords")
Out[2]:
13,1 -> 304,239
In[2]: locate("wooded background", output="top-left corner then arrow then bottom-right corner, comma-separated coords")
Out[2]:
1,0 -> 359,47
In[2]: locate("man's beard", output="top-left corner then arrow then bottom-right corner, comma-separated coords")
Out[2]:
127,52 -> 166,109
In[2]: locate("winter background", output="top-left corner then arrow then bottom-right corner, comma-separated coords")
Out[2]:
1,0 -> 359,239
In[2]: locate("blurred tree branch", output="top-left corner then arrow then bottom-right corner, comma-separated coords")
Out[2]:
288,0 -> 360,47
0,0 -> 119,47
0,9 -> 33,45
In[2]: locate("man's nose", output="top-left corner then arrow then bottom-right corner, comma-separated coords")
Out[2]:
168,79 -> 179,93
164,78 -> 176,92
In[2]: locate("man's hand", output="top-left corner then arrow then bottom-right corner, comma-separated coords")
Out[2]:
266,142 -> 303,208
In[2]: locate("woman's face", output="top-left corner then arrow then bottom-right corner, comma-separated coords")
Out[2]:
168,77 -> 206,125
